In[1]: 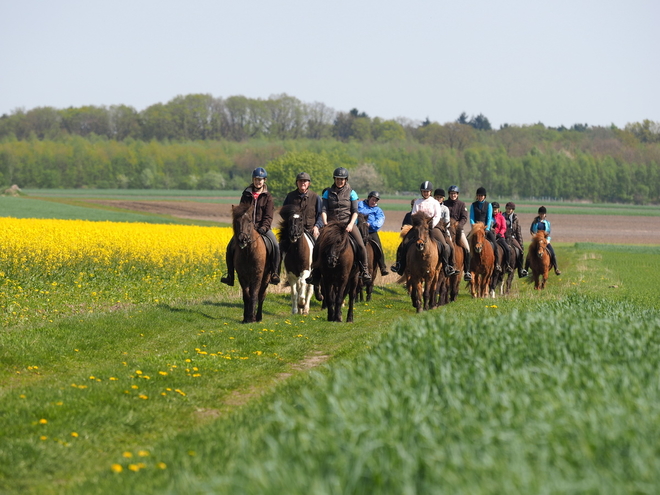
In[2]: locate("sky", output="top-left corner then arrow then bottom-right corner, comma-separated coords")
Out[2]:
1,0 -> 658,129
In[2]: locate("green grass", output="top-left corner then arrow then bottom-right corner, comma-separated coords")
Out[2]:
2,193 -> 660,493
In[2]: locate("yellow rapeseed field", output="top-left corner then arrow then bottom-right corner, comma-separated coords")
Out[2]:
0,218 -> 233,326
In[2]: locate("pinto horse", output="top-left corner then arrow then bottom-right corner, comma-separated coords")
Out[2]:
468,222 -> 495,298
527,231 -> 551,290
314,221 -> 360,322
230,202 -> 271,323
400,212 -> 441,312
490,240 -> 516,297
278,204 -> 314,315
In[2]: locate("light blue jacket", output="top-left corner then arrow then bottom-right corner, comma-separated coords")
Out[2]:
358,200 -> 385,233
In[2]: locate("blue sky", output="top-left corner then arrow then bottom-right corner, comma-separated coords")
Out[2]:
1,0 -> 658,128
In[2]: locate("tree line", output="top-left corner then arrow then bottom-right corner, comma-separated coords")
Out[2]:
0,93 -> 659,203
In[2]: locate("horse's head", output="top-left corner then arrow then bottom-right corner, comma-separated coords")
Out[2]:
232,203 -> 255,249
534,231 -> 549,258
470,222 -> 486,254
410,212 -> 432,252
279,204 -> 304,244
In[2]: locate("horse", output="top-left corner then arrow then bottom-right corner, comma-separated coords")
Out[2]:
446,219 -> 464,302
527,231 -> 551,290
230,202 -> 271,323
277,204 -> 314,315
357,214 -> 379,302
489,240 -> 515,297
468,222 -> 495,298
399,212 -> 441,312
314,221 -> 360,322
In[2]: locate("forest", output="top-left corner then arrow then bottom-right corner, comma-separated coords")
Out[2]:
1,93 -> 659,203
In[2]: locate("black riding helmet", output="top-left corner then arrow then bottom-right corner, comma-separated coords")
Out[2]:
333,167 -> 349,179
434,188 -> 446,197
368,191 -> 380,199
476,186 -> 487,196
491,201 -> 500,209
538,206 -> 547,214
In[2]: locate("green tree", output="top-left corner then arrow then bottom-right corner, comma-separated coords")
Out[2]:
265,151 -> 333,202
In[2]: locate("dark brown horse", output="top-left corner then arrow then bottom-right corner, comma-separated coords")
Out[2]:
400,212 -> 441,312
527,231 -> 551,290
446,220 -> 465,302
314,221 -> 360,322
490,240 -> 516,297
230,202 -> 271,323
357,214 -> 379,302
278,204 -> 314,315
468,222 -> 495,298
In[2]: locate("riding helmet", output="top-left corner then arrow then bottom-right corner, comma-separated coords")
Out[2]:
252,167 -> 268,179
448,185 -> 459,194
538,206 -> 547,214
333,167 -> 349,179
434,188 -> 446,197
420,181 -> 433,191
491,201 -> 500,209
368,191 -> 380,199
476,186 -> 487,196
296,172 -> 311,182
506,201 -> 516,210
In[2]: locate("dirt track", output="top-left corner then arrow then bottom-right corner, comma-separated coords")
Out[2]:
88,199 -> 660,245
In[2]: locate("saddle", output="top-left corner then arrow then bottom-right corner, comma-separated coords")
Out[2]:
260,233 -> 276,261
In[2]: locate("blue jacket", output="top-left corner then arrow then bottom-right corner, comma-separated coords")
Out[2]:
358,200 -> 385,233
530,217 -> 552,242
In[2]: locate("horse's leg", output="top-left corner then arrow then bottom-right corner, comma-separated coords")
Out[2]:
346,282 -> 356,323
242,285 -> 253,323
256,279 -> 268,322
290,276 -> 299,315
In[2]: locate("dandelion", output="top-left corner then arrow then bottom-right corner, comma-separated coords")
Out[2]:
122,452 -> 133,458
39,418 -> 47,425
71,432 -> 79,438
138,394 -> 148,400
19,394 -> 26,399
131,385 -> 139,389
138,450 -> 149,457
158,371 -> 167,376
111,464 -> 123,473
40,436 -> 48,441
157,462 -> 167,469
110,377 -> 118,381
128,464 -> 140,472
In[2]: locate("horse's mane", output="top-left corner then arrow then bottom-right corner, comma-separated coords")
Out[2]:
277,204 -> 301,242
470,222 -> 486,236
530,230 -> 549,248
411,211 -> 431,227
400,225 -> 412,238
232,201 -> 253,221
317,221 -> 349,254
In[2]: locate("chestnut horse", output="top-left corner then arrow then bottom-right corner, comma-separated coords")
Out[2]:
527,231 -> 551,290
314,221 -> 360,322
400,212 -> 441,312
468,222 -> 495,298
278,204 -> 314,315
230,202 -> 271,323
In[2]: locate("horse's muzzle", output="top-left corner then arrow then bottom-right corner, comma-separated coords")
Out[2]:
416,240 -> 425,251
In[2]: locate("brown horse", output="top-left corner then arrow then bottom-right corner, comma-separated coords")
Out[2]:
527,231 -> 551,290
357,214 -> 379,302
468,222 -> 495,298
314,221 -> 360,322
230,202 -> 271,323
278,204 -> 314,315
447,219 -> 464,302
400,212 -> 441,312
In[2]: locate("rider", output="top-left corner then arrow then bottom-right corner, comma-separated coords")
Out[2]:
433,188 -> 458,277
491,201 -> 514,272
503,202 -> 528,278
442,185 -> 472,282
282,172 -> 323,239
358,191 -> 389,276
391,181 -> 458,277
221,167 -> 281,286
306,167 -> 371,284
469,186 -> 500,269
529,206 -> 561,275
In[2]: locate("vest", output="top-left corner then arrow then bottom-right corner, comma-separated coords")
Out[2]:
326,184 -> 354,225
472,200 -> 490,224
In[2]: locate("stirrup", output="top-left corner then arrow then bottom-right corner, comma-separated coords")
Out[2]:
390,262 -> 400,274
463,272 -> 472,282
270,273 -> 281,285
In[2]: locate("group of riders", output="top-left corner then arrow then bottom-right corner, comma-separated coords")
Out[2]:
220,167 -> 561,288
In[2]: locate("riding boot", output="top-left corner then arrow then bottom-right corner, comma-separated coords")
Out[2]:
463,249 -> 472,281
379,261 -> 389,277
491,242 -> 501,272
440,244 -> 457,277
516,250 -> 528,278
391,242 -> 404,273
359,262 -> 372,281
305,268 -> 321,286
221,239 -> 235,286
552,257 -> 562,276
